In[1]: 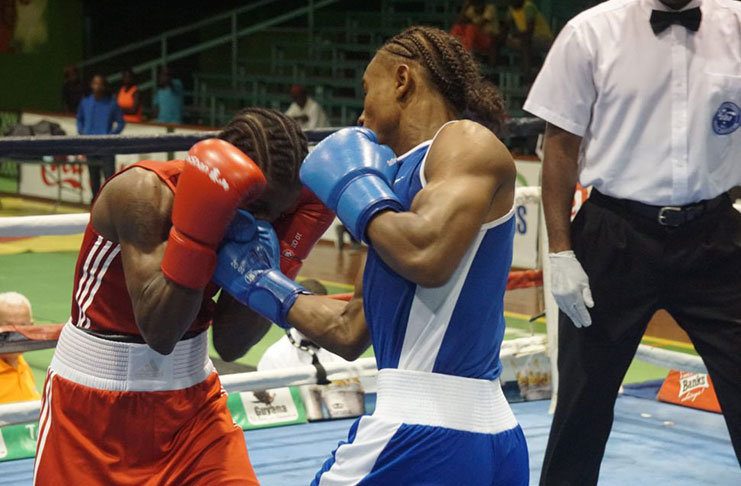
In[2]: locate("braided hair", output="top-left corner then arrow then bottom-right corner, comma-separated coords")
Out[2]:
218,107 -> 307,191
381,26 -> 505,133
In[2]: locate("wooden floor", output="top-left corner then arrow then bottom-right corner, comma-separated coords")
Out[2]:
299,242 -> 693,346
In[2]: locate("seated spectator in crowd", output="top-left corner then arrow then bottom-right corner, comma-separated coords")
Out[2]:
0,292 -> 40,404
257,279 -> 364,420
502,0 -> 553,81
450,0 -> 500,63
284,84 -> 329,130
116,67 -> 142,123
153,66 -> 184,124
61,65 -> 84,114
77,74 -> 125,201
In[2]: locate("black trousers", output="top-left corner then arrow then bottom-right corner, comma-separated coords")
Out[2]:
540,194 -> 741,485
88,155 -> 116,201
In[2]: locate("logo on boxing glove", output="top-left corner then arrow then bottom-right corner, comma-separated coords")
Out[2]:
185,154 -> 230,191
230,258 -> 247,274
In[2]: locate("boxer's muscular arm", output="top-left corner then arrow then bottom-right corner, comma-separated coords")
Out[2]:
212,293 -> 272,362
541,123 -> 582,253
92,169 -> 204,355
367,121 -> 516,287
287,261 -> 369,361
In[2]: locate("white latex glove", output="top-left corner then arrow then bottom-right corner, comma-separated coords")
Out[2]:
549,251 -> 594,328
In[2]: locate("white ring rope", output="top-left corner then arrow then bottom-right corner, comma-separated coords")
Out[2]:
0,335 -> 707,426
634,344 -> 706,374
0,188 -> 734,238
0,213 -> 89,237
0,358 -> 379,426
513,186 -> 542,206
220,357 -> 378,392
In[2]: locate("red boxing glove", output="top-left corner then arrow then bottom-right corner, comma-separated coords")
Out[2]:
274,187 -> 335,279
161,139 -> 267,289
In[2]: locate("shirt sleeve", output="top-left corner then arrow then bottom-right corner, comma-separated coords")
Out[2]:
305,101 -> 322,129
153,91 -> 161,107
172,79 -> 184,96
76,100 -> 85,134
315,105 -> 330,128
523,23 -> 596,136
111,104 -> 125,134
257,338 -> 300,371
284,103 -> 300,118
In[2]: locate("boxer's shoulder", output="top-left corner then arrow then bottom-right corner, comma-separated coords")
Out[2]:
92,167 -> 173,245
425,120 -> 514,180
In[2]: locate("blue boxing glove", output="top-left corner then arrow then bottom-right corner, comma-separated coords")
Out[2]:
213,210 -> 309,329
300,127 -> 402,244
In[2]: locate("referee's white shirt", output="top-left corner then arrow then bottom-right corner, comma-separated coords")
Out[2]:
524,0 -> 741,206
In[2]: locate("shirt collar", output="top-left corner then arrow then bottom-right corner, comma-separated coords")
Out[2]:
641,0 -> 702,14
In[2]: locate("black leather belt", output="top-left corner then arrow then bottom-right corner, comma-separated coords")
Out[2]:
589,190 -> 729,227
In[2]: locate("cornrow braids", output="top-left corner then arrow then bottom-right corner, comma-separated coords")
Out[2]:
381,26 -> 506,133
218,107 -> 307,191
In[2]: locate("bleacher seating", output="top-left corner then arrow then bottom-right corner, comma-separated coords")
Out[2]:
187,0 -> 545,127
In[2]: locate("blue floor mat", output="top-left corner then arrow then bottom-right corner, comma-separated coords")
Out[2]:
621,379 -> 664,400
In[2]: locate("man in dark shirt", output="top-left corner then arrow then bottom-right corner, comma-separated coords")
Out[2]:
76,74 -> 125,201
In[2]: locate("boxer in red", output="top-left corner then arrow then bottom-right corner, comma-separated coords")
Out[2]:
32,108 -> 333,486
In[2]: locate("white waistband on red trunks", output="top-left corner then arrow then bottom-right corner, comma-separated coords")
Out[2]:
50,322 -> 215,392
373,368 -> 518,434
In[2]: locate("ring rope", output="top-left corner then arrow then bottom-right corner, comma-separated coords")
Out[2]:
0,186 -> 542,238
0,118 -> 546,157
0,358 -> 379,426
0,213 -> 89,238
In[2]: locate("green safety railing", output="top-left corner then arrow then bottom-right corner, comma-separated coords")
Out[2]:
80,0 -> 340,94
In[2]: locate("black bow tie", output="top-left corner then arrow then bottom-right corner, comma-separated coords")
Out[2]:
650,7 -> 702,34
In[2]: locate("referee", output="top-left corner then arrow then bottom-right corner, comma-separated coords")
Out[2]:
524,0 -> 741,484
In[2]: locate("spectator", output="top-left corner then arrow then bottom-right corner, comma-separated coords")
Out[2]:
0,292 -> 40,404
257,279 -> 363,420
77,74 -> 125,201
284,84 -> 330,130
116,67 -> 142,123
450,0 -> 500,63
61,65 -> 84,114
502,0 -> 553,81
153,66 -> 184,124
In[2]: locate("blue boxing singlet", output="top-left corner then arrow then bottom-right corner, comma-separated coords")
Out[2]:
362,125 -> 515,381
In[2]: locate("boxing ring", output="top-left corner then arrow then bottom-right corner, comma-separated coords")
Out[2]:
0,127 -> 739,485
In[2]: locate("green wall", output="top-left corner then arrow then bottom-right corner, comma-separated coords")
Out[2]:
0,0 -> 83,112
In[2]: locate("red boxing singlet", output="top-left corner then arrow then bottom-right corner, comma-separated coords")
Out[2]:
68,160 -> 218,335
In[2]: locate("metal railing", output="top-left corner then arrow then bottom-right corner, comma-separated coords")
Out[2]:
81,0 -> 340,94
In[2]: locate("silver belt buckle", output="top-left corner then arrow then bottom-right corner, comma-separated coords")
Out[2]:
658,206 -> 683,226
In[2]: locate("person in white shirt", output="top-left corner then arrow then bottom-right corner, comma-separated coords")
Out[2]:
284,84 -> 330,130
257,280 -> 363,420
524,0 -> 741,483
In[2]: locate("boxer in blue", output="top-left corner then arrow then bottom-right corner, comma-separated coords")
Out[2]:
215,25 -> 529,485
